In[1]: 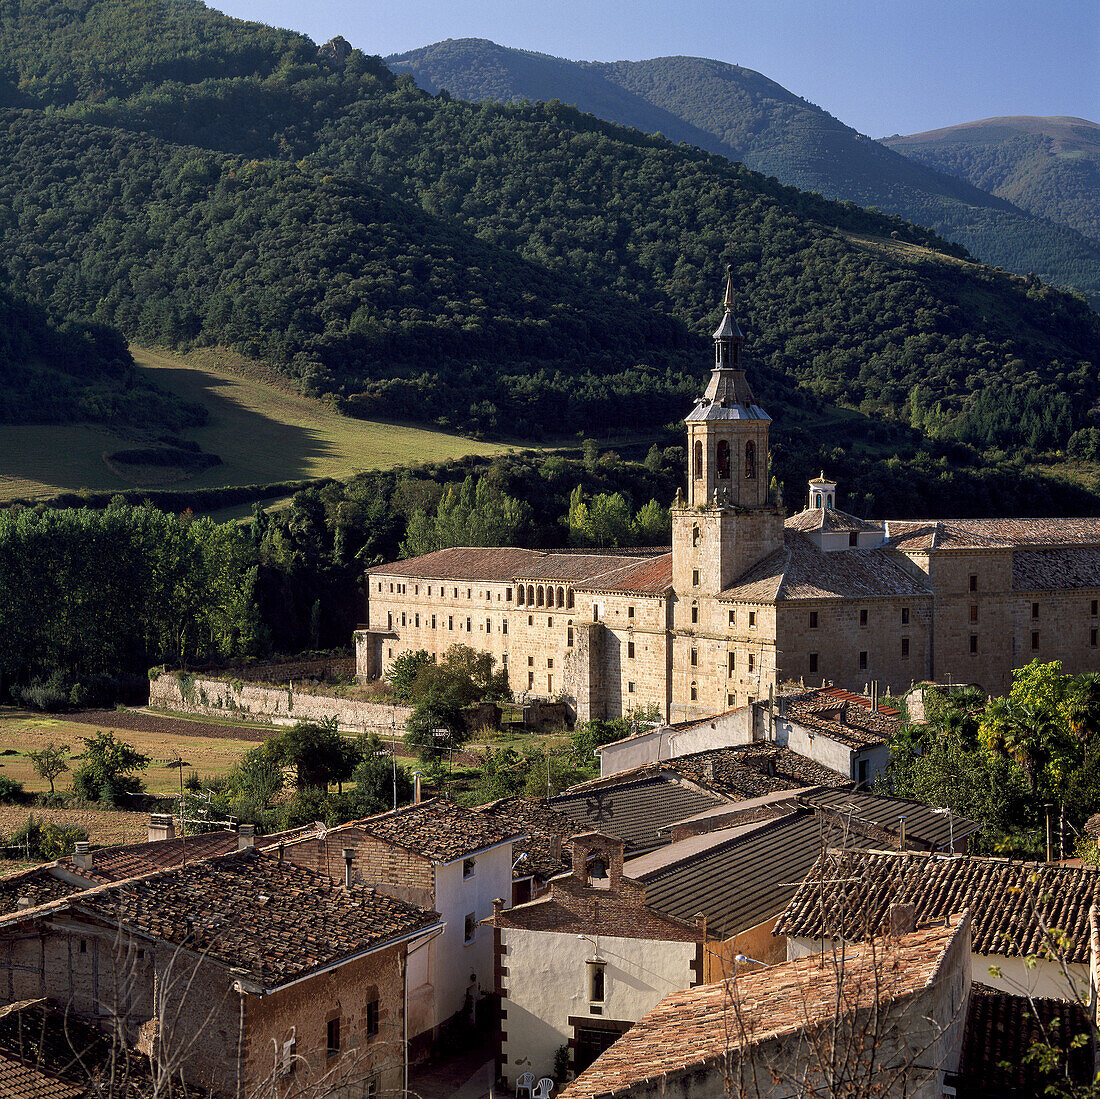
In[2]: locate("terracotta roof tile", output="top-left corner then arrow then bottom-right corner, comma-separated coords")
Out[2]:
0,868 -> 81,914
786,508 -> 883,534
576,553 -> 673,595
476,796 -> 576,880
886,518 -> 1100,551
1014,547 -> 1100,591
560,921 -> 964,1098
720,531 -> 931,602
783,687 -> 901,748
775,850 -> 1100,961
354,798 -> 521,863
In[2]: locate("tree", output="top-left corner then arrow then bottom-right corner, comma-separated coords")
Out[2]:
386,649 -> 433,701
268,718 -> 362,791
27,741 -> 69,795
72,732 -> 150,806
342,734 -> 413,815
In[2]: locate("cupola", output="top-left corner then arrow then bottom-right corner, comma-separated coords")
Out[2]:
808,472 -> 836,511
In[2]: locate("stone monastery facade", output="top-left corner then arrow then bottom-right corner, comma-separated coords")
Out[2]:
358,270 -> 1100,722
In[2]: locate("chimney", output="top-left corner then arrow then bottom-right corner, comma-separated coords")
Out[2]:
238,824 -> 256,851
148,813 -> 175,843
550,833 -> 562,863
898,816 -> 907,851
342,847 -> 354,888
72,841 -> 92,871
888,902 -> 916,937
413,772 -> 423,805
16,896 -> 32,910
492,897 -> 505,921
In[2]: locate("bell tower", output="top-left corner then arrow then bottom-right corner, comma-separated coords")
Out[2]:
672,267 -> 784,597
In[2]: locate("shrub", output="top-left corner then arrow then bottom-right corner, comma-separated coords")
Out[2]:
71,731 -> 150,806
0,775 -> 25,803
7,814 -> 86,860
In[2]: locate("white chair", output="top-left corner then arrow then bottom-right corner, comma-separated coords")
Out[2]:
532,1079 -> 554,1099
515,1072 -> 535,1098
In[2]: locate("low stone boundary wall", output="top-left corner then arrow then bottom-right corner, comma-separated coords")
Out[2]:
148,672 -> 412,733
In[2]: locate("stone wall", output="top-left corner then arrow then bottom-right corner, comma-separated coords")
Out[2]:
148,672 -> 412,733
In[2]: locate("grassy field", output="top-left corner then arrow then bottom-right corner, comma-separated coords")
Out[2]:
0,345 -> 513,505
0,709 -> 255,797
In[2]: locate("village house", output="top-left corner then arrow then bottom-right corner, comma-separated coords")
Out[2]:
358,269 -> 1100,722
559,917 -> 974,1099
0,847 -> 440,1099
775,848 -> 1100,1000
273,797 -> 521,1052
491,831 -> 706,1088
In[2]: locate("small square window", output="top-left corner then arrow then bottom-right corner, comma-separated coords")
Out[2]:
809,611 -> 818,629
692,569 -> 700,587
463,858 -> 475,879
1031,631 -> 1039,651
326,1018 -> 341,1057
628,606 -> 635,619
464,913 -> 476,944
858,651 -> 868,671
627,681 -> 635,693
859,609 -> 868,627
901,637 -> 910,658
901,607 -> 910,625
969,574 -> 978,593
809,652 -> 819,673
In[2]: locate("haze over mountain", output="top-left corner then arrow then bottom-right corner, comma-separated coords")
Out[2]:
387,40 -> 1100,308
883,116 -> 1100,246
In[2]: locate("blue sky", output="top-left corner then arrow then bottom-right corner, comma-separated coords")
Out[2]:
211,0 -> 1098,136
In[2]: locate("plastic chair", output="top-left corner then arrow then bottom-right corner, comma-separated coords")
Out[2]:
532,1079 -> 554,1099
515,1072 -> 535,1098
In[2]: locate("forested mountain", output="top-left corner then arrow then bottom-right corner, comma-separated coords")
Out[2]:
0,278 -> 202,427
0,0 -> 1099,499
387,41 -> 1100,308
883,117 -> 1100,245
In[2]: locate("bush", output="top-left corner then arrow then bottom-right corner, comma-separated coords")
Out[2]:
6,814 -> 86,860
16,672 -> 70,712
0,775 -> 25,803
71,731 -> 150,806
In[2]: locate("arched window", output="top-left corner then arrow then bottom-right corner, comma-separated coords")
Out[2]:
717,341 -> 727,366
716,440 -> 731,480
537,586 -> 545,607
527,585 -> 535,606
692,524 -> 701,547
693,440 -> 703,480
567,589 -> 575,609
556,587 -> 564,608
745,441 -> 756,481
814,493 -> 822,508
517,586 -> 525,606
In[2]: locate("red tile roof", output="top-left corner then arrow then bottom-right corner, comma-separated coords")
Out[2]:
560,921 -> 965,1098
886,517 -> 1100,551
353,798 -> 522,863
576,553 -> 673,595
783,686 -> 901,748
786,508 -> 882,534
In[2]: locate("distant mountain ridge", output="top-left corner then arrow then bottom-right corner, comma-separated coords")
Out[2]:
387,40 -> 1100,307
883,116 -> 1100,245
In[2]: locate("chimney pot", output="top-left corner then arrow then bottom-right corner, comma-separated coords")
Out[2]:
148,813 -> 175,843
238,824 -> 256,851
16,896 -> 31,910
342,847 -> 354,888
413,772 -> 423,805
72,841 -> 92,871
492,897 -> 505,918
888,902 -> 917,937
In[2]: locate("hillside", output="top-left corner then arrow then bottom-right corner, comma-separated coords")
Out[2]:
883,116 -> 1100,245
0,0 -> 1098,517
387,42 -> 1100,308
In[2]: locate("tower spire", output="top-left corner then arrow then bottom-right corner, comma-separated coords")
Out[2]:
723,263 -> 736,310
706,265 -> 752,406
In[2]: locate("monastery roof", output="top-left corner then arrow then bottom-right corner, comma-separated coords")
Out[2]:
786,507 -> 883,534
476,796 -> 577,880
884,517 -> 1100,551
628,812 -> 878,939
574,552 -> 673,595
719,530 -> 929,602
683,397 -> 771,422
559,920 -> 965,1099
783,687 -> 901,749
1013,546 -> 1100,591
4,850 -> 439,987
957,986 -> 1095,1096
366,546 -> 669,588
354,798 -> 521,863
775,849 -> 1100,960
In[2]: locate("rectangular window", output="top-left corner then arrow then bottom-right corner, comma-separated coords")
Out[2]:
690,684 -> 698,701
464,913 -> 476,944
691,605 -> 698,624
502,653 -> 508,666
1031,602 -> 1039,619
809,611 -> 818,629
502,619 -> 508,635
727,693 -> 735,707
463,858 -> 475,879
528,656 -> 534,667
1092,629 -> 1098,648
401,612 -> 406,627
809,653 -> 819,673
454,587 -> 458,598
859,651 -> 868,671
529,615 -> 534,625
748,654 -> 755,672
486,617 -> 491,633
748,611 -> 757,628
387,612 -> 393,631
901,637 -> 910,658
727,652 -> 735,675
528,672 -> 534,689
431,615 -> 436,629
628,606 -> 635,619
969,605 -> 979,623
728,610 -> 735,627
589,963 -> 606,1003
448,616 -> 453,631
849,531 -> 859,547
901,607 -> 909,625
690,648 -> 698,667
467,589 -> 472,599
366,1000 -> 379,1039
414,614 -> 419,628
1093,600 -> 1098,617
365,1079 -> 378,1099
414,585 -> 419,596
568,628 -> 574,646
327,1018 -> 340,1057
969,574 -> 978,593
627,681 -> 635,693
972,634 -> 980,654
547,674 -> 553,693
547,617 -> 553,627
627,642 -> 635,659
506,587 -> 513,602
692,569 -> 700,587
547,658 -> 553,669
466,617 -> 471,632
1031,631 -> 1039,651
859,609 -> 868,628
